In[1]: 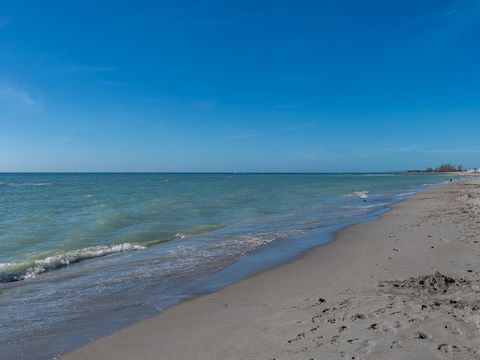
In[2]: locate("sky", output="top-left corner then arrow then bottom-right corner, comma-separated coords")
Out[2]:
1,0 -> 480,172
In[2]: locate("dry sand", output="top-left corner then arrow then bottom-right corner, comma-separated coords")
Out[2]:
62,178 -> 480,360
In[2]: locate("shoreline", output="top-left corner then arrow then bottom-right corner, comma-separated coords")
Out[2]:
63,178 -> 480,359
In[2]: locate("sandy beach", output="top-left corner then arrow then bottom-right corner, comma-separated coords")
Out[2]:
62,178 -> 480,360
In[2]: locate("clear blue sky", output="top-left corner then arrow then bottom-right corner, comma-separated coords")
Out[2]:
1,0 -> 479,172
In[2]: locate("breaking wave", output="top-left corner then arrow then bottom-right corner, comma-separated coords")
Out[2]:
0,243 -> 146,283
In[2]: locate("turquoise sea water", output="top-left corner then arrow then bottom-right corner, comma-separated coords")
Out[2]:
0,173 -> 449,359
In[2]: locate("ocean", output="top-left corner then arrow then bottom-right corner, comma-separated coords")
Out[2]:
0,173 -> 449,359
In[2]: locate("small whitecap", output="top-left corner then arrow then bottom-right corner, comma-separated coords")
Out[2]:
346,191 -> 369,199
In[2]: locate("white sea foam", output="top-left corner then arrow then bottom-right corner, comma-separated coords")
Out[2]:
360,202 -> 390,209
346,191 -> 369,199
0,182 -> 52,187
0,243 -> 146,282
396,191 -> 415,197
0,262 -> 25,272
341,202 -> 390,210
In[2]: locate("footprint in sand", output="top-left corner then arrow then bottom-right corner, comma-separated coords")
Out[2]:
287,332 -> 305,344
413,330 -> 431,340
437,343 -> 463,354
444,323 -> 462,335
390,340 -> 402,350
367,319 -> 408,334
356,339 -> 377,355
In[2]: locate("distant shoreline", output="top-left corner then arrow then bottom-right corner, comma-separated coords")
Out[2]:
0,171 -> 459,175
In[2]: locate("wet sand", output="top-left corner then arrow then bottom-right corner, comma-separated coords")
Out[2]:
63,178 -> 480,360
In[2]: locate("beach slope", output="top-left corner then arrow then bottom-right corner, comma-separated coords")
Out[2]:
63,179 -> 480,359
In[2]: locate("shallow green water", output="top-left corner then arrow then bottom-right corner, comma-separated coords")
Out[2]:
0,172 -> 449,359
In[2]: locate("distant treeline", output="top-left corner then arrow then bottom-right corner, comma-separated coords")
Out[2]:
408,163 -> 464,173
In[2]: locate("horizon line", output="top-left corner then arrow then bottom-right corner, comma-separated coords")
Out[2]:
0,170 -> 428,174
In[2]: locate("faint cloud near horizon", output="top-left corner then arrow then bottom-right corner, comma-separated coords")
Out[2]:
359,144 -> 480,158
193,99 -> 218,109
157,18 -> 248,27
377,145 -> 423,153
425,145 -> 480,155
275,104 -> 298,110
0,83 -> 44,115
276,121 -> 313,132
223,132 -> 258,140
63,65 -> 118,73
287,148 -> 344,162
380,3 -> 461,39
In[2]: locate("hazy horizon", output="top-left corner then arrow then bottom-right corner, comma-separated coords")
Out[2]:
0,169 -> 469,174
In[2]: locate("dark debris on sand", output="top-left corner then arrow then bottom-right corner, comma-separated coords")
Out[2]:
379,271 -> 470,294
